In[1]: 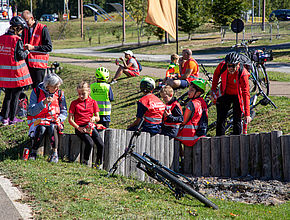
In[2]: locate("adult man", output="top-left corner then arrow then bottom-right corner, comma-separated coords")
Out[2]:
210,52 -> 251,136
166,49 -> 199,89
127,77 -> 165,135
110,50 -> 140,84
21,10 -> 52,88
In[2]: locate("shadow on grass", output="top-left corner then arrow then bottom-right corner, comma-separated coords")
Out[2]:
0,138 -> 30,161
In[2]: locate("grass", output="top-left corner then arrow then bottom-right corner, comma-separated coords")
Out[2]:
0,64 -> 289,218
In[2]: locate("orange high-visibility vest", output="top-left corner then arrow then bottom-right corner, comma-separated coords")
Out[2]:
139,93 -> 165,125
176,97 -> 208,146
23,23 -> 49,68
180,57 -> 199,83
0,34 -> 32,88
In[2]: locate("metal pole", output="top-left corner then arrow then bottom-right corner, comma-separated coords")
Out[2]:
258,0 -> 261,18
80,0 -> 83,38
64,0 -> 65,15
176,0 -> 178,54
122,0 -> 126,44
252,0 -> 254,24
30,0 -> 33,13
262,0 -> 265,31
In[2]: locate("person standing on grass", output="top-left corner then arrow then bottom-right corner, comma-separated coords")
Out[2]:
176,79 -> 208,147
27,73 -> 67,162
165,49 -> 199,89
0,16 -> 32,126
68,82 -> 104,167
90,67 -> 114,128
110,50 -> 140,84
127,77 -> 165,135
21,10 -> 52,88
160,85 -> 183,138
210,52 -> 251,136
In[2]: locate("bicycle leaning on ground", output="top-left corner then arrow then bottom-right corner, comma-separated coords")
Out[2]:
107,118 -> 218,210
231,39 -> 273,96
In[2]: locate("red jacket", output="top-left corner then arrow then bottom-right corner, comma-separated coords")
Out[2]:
180,57 -> 199,83
23,23 -> 49,68
211,61 -> 251,116
176,97 -> 208,146
0,34 -> 32,88
139,93 -> 165,125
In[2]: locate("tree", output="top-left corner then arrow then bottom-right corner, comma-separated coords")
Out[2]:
178,0 -> 208,40
210,0 -> 249,26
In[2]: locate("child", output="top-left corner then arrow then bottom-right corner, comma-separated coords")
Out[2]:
68,81 -> 104,166
176,79 -> 208,147
127,77 -> 165,135
165,54 -> 180,79
160,86 -> 183,138
90,67 -> 114,128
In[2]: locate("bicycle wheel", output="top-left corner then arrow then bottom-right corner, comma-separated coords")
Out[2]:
153,165 -> 219,209
248,73 -> 257,94
256,64 -> 269,96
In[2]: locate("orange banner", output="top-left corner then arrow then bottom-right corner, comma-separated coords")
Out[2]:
145,0 -> 176,39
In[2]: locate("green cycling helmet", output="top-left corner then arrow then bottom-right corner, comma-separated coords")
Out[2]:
140,77 -> 155,93
190,78 -> 206,93
95,67 -> 110,82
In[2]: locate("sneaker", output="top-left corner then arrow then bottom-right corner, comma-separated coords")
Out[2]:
9,117 -> 23,125
49,152 -> 59,163
2,119 -> 9,126
28,153 -> 37,160
110,80 -> 117,85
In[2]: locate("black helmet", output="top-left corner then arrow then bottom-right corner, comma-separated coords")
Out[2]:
10,16 -> 28,29
140,77 -> 155,93
225,52 -> 240,64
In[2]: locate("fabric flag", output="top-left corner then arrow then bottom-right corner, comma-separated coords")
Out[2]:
145,0 -> 176,39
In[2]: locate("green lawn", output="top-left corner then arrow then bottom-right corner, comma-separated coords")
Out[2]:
0,64 -> 289,219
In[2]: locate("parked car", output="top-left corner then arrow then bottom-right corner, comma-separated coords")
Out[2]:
40,14 -> 57,22
269,9 -> 290,21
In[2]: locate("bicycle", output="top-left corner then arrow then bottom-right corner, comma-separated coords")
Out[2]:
231,39 -> 272,96
107,118 -> 219,210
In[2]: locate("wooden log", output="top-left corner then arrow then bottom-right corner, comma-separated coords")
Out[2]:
168,137 -> 175,169
192,139 -> 202,177
220,135 -> 230,177
58,134 -> 70,160
103,129 -> 115,171
164,135 -> 170,168
201,137 -> 211,177
158,135 -> 165,165
260,132 -> 272,180
271,131 -> 283,180
69,134 -> 82,162
240,134 -> 250,177
230,135 -> 240,177
184,145 -> 193,174
249,133 -> 261,178
210,136 -> 221,177
281,135 -> 290,182
124,131 -> 133,177
118,129 -> 127,175
155,134 -> 160,161
150,134 -> 156,161
136,131 -> 146,181
173,140 -> 180,172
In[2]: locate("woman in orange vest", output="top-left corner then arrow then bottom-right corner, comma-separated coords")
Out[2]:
27,73 -> 68,162
127,77 -> 165,135
176,79 -> 208,146
0,16 -> 32,126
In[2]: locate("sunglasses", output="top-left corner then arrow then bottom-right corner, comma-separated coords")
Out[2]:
227,64 -> 237,68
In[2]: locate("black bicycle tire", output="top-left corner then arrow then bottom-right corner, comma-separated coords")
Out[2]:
256,64 -> 269,96
153,165 -> 218,209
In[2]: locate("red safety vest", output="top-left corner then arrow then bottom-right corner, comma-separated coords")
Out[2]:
163,100 -> 183,129
0,34 -> 32,88
23,23 -> 49,68
176,97 -> 208,146
139,93 -> 165,125
180,57 -> 199,83
27,88 -> 63,128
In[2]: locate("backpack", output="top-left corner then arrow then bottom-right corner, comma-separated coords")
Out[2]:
17,92 -> 28,117
133,56 -> 142,72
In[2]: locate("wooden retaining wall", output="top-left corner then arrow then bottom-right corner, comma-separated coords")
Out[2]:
40,129 -> 290,182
